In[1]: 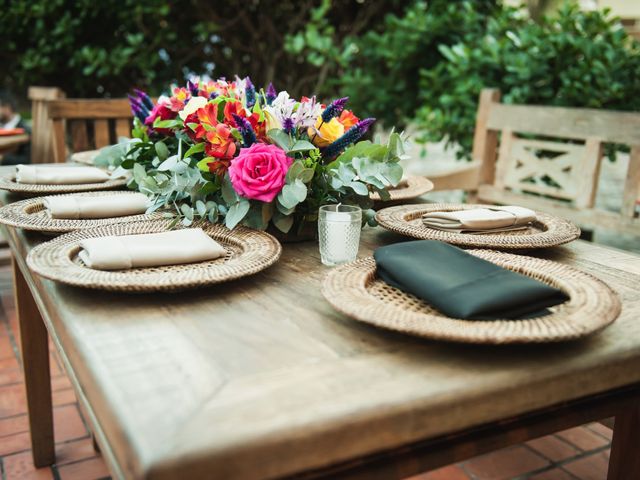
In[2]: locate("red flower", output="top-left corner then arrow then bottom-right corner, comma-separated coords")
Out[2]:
144,101 -> 177,136
223,100 -> 266,140
204,123 -> 236,159
337,109 -> 359,130
207,158 -> 231,176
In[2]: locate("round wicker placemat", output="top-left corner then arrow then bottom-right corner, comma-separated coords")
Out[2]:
27,220 -> 282,292
370,176 -> 434,203
322,251 -> 620,344
0,174 -> 128,196
0,191 -> 161,234
376,203 -> 580,249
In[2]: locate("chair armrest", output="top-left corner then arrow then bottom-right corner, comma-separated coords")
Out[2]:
428,161 -> 481,191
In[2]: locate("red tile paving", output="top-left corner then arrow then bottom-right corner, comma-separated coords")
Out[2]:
0,263 -> 614,479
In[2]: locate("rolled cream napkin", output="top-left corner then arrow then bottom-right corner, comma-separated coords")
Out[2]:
15,165 -> 111,185
44,193 -> 150,220
422,206 -> 536,233
78,228 -> 226,270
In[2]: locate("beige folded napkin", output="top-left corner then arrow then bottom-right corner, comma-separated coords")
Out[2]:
15,165 -> 111,185
422,206 -> 536,233
44,193 -> 150,220
79,228 -> 226,270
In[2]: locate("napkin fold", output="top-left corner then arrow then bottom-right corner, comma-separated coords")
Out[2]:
15,165 -> 111,185
373,240 -> 568,320
79,228 -> 226,270
44,193 -> 150,219
422,206 -> 536,233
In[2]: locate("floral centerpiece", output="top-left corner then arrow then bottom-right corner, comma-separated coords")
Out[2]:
98,76 -> 407,237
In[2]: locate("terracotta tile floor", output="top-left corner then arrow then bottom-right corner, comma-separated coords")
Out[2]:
0,264 -> 613,480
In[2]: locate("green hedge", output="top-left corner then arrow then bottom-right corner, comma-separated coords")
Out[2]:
416,3 -> 640,158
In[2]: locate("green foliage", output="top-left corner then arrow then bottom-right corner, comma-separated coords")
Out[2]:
415,3 -> 640,159
287,0 -> 502,127
0,0 -> 403,98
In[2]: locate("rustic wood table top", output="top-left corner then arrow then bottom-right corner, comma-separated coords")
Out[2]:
2,181 -> 640,479
0,133 -> 29,154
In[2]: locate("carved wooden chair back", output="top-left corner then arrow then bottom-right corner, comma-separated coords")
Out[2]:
47,98 -> 133,163
28,87 -> 66,163
471,89 -> 640,235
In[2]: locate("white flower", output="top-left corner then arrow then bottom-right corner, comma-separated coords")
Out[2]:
293,96 -> 322,128
178,96 -> 207,120
264,91 -> 296,127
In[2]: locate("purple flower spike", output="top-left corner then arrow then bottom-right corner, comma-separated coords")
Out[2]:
266,83 -> 277,105
128,94 -> 148,122
134,89 -> 154,111
355,117 -> 376,134
322,117 -> 376,159
209,92 -> 218,100
244,77 -> 256,109
232,113 -> 257,147
282,117 -> 294,134
187,80 -> 199,96
321,96 -> 349,123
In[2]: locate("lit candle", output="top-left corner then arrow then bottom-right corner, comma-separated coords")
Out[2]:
318,204 -> 362,266
324,210 -> 352,264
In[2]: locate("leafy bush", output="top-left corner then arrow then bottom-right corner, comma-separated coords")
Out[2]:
415,3 -> 640,159
287,0 -> 502,128
0,0 -> 401,99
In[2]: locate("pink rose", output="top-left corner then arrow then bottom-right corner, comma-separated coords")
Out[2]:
228,143 -> 292,203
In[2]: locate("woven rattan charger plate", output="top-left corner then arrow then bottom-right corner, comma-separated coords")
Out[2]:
322,250 -> 620,344
376,203 -> 580,249
27,220 -> 282,292
370,176 -> 434,203
0,191 -> 161,234
0,173 -> 128,196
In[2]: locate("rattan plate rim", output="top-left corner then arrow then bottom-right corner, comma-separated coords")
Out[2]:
370,176 -> 434,202
0,174 -> 128,196
322,250 -> 620,344
27,220 -> 282,292
0,191 -> 161,233
375,203 -> 581,249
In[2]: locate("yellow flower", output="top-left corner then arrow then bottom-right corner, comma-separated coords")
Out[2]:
308,117 -> 344,148
263,109 -> 282,132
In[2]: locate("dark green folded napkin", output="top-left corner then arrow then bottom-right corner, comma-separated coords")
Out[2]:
373,240 -> 568,320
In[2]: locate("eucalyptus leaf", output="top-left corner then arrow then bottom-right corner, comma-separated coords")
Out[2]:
273,213 -> 294,233
225,200 -> 250,229
154,141 -> 169,161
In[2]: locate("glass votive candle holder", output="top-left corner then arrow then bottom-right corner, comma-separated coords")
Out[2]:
318,204 -> 362,266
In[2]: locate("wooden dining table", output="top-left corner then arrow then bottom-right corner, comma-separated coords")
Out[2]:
1,186 -> 639,479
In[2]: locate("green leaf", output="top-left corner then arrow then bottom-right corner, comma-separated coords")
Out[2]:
196,157 -> 213,172
298,167 -> 315,183
157,155 -> 179,171
195,200 -> 206,217
285,160 -> 304,182
349,181 -> 369,196
267,129 -> 293,151
180,203 -> 194,221
288,140 -> 316,153
183,142 -> 205,159
273,213 -> 294,233
132,163 -> 147,184
154,141 -> 169,161
225,200 -> 250,229
221,175 -> 239,204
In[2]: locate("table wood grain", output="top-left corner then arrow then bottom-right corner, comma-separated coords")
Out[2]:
2,183 -> 640,479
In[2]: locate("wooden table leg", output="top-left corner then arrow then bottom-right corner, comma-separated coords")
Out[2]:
12,259 -> 55,467
607,406 -> 640,479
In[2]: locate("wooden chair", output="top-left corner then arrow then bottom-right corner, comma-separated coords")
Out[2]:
28,87 -> 66,163
430,89 -> 640,236
48,98 -> 133,163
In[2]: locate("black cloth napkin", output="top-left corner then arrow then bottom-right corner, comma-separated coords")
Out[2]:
373,240 -> 568,320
